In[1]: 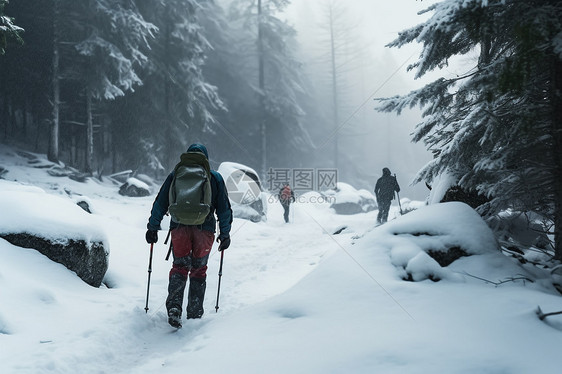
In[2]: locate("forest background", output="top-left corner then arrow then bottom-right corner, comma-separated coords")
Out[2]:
1,0 -> 561,261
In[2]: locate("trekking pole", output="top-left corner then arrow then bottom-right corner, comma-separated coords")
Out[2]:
215,250 -> 225,313
144,243 -> 154,313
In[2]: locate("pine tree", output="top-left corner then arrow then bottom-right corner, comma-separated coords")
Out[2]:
228,0 -> 313,176
313,0 -> 363,174
0,0 -> 23,55
0,0 -> 51,151
197,0 -> 259,167
377,0 -> 562,260
67,0 -> 156,174
131,0 -> 224,172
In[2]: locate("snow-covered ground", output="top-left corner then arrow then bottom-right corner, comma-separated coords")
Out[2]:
1,146 -> 561,374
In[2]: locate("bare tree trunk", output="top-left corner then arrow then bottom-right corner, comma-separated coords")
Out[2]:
553,56 -> 562,261
163,5 -> 174,169
85,89 -> 94,175
48,0 -> 60,163
2,97 -> 8,140
9,97 -> 15,136
258,0 -> 267,178
0,61 -> 4,140
111,126 -> 117,174
329,5 -> 339,171
23,100 -> 29,140
71,134 -> 76,166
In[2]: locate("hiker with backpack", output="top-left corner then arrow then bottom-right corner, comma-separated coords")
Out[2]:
374,167 -> 400,224
278,183 -> 295,223
145,143 -> 233,329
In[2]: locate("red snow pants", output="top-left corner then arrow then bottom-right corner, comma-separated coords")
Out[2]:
170,226 -> 215,279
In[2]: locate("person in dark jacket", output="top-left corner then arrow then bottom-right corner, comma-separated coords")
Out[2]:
374,167 -> 400,224
278,183 -> 295,223
145,143 -> 232,328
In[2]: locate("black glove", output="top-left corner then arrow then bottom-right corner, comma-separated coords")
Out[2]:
217,235 -> 230,251
145,229 -> 158,244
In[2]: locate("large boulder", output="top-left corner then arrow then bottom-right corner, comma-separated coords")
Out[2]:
119,177 -> 151,197
325,182 -> 377,215
0,181 -> 109,287
218,162 -> 267,222
440,185 -> 488,210
382,202 -> 499,282
0,233 -> 107,287
426,172 -> 488,210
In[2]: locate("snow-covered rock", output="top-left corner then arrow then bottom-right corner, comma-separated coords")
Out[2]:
2,232 -> 108,287
324,182 -> 377,215
118,177 -> 151,197
379,202 -> 499,282
426,171 -> 487,209
218,162 -> 266,222
0,180 -> 109,287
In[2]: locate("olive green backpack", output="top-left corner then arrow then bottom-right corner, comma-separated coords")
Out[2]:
168,151 -> 212,225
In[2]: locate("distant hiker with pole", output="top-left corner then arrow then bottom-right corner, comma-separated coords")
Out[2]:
145,143 -> 233,329
278,183 -> 295,223
374,167 -> 400,224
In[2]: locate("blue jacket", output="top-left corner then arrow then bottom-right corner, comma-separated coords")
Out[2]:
147,145 -> 232,238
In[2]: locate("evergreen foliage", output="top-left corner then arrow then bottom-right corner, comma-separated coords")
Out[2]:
377,0 -> 562,260
124,0 -> 225,173
0,0 -> 23,54
228,0 -> 313,172
64,0 -> 157,173
0,0 -> 317,185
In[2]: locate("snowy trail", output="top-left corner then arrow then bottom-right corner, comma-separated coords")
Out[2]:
3,149 -> 562,373
96,200 -> 358,373
2,193 -> 363,373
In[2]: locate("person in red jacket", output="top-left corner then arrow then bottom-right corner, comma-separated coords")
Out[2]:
278,183 -> 295,223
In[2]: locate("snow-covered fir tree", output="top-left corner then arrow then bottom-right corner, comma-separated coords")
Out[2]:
377,0 -> 562,260
196,0 -> 261,167
228,0 -> 313,176
66,0 -> 156,174
130,0 -> 224,172
0,0 -> 23,54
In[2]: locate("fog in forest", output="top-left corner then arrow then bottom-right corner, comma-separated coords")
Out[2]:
280,0 -> 443,200
1,0 -> 457,201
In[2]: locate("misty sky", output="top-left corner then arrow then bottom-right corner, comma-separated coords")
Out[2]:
283,0 -> 453,200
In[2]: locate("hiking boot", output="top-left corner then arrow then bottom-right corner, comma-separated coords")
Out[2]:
167,308 -> 182,329
186,278 -> 206,319
166,272 -> 187,312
